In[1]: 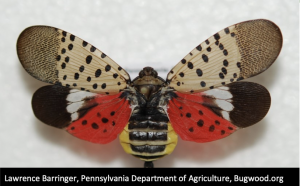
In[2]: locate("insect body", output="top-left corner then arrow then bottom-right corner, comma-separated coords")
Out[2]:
17,19 -> 282,167
119,69 -> 178,168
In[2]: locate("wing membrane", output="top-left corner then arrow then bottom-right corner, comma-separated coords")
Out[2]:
17,26 -> 130,95
32,85 -> 131,144
167,82 -> 271,142
167,19 -> 282,93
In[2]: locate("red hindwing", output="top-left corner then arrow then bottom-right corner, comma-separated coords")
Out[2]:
167,91 -> 237,143
66,93 -> 131,144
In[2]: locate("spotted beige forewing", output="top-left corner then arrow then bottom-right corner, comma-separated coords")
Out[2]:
167,19 -> 282,93
17,26 -> 130,95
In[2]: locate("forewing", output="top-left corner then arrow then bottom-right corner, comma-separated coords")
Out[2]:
17,26 -> 130,95
32,85 -> 131,144
167,82 -> 270,142
167,19 -> 282,93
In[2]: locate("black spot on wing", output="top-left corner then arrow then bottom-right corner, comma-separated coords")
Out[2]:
202,54 -> 208,62
105,65 -> 111,72
224,27 -> 230,34
62,31 -> 67,37
196,69 -> 203,77
187,62 -> 193,69
90,46 -> 96,52
223,60 -> 228,67
221,67 -> 227,75
61,63 -> 66,69
92,123 -> 99,129
197,119 -> 204,127
70,34 -> 75,41
79,65 -> 85,72
74,73 -> 79,80
196,45 -> 202,51
113,73 -> 118,79
95,69 -> 102,77
219,43 -> 224,50
209,125 -> 215,132
86,55 -> 92,64
82,41 -> 88,47
186,113 -> 191,118
93,83 -> 97,89
68,44 -> 73,50
223,49 -> 228,56
65,56 -> 69,62
214,33 -> 220,40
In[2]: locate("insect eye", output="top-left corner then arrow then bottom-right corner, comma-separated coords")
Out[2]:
152,71 -> 158,78
139,71 -> 145,78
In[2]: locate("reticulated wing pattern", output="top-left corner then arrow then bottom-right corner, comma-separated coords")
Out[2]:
167,19 -> 282,93
17,26 -> 130,95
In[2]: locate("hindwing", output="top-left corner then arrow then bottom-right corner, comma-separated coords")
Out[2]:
32,85 -> 132,144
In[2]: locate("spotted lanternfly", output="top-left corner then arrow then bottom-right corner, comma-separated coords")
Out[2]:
17,19 -> 282,168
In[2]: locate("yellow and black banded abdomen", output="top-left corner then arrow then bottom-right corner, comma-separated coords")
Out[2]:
119,120 -> 178,162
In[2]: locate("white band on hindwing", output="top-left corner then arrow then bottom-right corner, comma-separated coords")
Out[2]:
66,89 -> 97,121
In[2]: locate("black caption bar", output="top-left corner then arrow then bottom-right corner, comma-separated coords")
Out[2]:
0,168 -> 299,185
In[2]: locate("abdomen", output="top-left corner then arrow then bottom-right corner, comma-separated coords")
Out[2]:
119,114 -> 178,162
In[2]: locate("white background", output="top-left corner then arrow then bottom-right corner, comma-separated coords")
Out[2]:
0,0 -> 298,167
